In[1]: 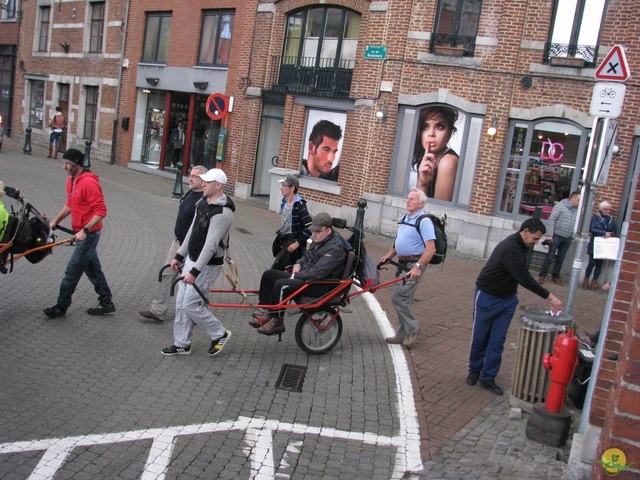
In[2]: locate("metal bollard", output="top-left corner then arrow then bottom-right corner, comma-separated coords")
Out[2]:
172,161 -> 184,197
83,140 -> 92,168
23,127 -> 32,154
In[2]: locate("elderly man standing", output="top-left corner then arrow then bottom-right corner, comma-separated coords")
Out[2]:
538,191 -> 580,286
139,165 -> 207,323
161,169 -> 235,356
380,188 -> 436,348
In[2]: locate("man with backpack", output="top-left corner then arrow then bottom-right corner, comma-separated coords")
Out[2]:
161,168 -> 234,357
380,188 -> 436,348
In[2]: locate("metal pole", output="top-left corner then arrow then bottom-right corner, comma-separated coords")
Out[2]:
565,117 -> 603,314
22,127 -> 32,154
83,140 -> 92,169
354,198 -> 367,242
172,161 -> 184,197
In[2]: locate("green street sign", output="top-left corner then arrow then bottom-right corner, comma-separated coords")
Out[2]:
364,45 -> 387,60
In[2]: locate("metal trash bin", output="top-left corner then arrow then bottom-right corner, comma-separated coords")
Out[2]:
510,308 -> 574,412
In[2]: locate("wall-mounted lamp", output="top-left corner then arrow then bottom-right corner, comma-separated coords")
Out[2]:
142,89 -> 151,94
59,42 -> 70,53
193,81 -> 208,90
145,77 -> 159,86
375,101 -> 388,122
486,115 -> 498,137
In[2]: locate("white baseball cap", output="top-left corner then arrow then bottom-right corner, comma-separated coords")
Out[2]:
199,168 -> 227,184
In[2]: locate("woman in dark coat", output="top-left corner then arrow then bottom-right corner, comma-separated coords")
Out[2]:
583,201 -> 617,291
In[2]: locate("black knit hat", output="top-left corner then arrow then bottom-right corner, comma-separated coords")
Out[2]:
62,148 -> 84,166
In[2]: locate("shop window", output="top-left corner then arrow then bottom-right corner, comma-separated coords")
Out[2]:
389,104 -> 482,207
142,12 -> 172,64
83,86 -> 98,140
141,90 -> 166,165
498,120 -> 586,219
88,2 -> 105,53
545,0 -> 606,67
2,0 -> 18,20
28,80 -> 44,129
431,0 -> 482,57
36,6 -> 51,52
191,94 -> 221,170
276,6 -> 360,98
197,10 -> 234,66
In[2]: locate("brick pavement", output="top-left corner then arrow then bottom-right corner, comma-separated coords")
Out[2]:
0,139 -> 609,478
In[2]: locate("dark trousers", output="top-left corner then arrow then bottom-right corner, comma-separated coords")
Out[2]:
539,234 -> 572,279
468,289 -> 519,382
259,269 -> 331,317
57,231 -> 112,308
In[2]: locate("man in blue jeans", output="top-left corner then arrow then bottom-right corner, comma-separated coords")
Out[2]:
467,218 -> 562,395
44,149 -> 115,319
538,191 -> 580,286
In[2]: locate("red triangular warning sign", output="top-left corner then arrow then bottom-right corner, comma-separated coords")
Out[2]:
595,45 -> 630,81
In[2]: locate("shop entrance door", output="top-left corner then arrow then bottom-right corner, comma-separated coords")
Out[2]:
58,84 -> 70,154
253,104 -> 284,196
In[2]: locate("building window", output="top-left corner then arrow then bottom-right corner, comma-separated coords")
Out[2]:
142,12 -> 172,63
431,0 -> 482,57
497,120 -> 587,219
277,6 -> 360,98
389,104 -> 482,207
37,6 -> 51,52
2,0 -> 18,20
89,2 -> 105,53
545,0 -> 606,67
84,86 -> 98,140
197,10 -> 234,66
29,80 -> 45,129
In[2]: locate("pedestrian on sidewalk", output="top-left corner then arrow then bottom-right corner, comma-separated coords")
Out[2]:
44,149 -> 116,319
380,188 -> 436,348
467,218 -> 563,395
583,201 -> 617,291
538,190 -> 580,286
47,107 -> 67,160
270,175 -> 312,271
250,212 -> 347,337
139,165 -> 207,323
161,168 -> 234,357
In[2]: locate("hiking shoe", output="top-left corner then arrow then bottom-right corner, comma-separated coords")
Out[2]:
257,317 -> 285,336
538,276 -> 545,284
551,277 -> 565,286
466,371 -> 480,386
248,316 -> 267,328
479,379 -> 504,396
87,302 -> 116,316
402,333 -> 418,348
44,305 -> 67,319
139,310 -> 163,323
161,345 -> 191,356
385,336 -> 404,344
208,330 -> 232,356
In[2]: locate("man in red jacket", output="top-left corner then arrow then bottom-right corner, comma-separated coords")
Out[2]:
44,149 -> 115,319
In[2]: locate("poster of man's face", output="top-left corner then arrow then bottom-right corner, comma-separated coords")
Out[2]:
301,110 -> 346,182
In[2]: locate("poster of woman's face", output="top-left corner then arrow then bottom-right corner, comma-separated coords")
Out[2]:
409,105 -> 464,202
301,110 -> 346,182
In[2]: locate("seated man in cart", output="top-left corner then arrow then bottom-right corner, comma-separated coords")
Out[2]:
250,212 -> 348,337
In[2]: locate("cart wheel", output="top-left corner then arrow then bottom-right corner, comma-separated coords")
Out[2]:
295,308 -> 343,355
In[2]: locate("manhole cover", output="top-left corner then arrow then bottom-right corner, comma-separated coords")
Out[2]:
275,364 -> 307,392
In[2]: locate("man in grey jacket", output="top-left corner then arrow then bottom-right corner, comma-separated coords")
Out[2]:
538,191 -> 580,286
161,168 -> 235,356
252,212 -> 347,336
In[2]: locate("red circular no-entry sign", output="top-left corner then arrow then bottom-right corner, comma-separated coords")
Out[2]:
206,93 -> 229,120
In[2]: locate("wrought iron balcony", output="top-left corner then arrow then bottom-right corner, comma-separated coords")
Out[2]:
544,43 -> 597,68
430,34 -> 476,57
267,55 -> 354,99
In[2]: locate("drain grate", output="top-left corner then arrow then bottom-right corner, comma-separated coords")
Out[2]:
275,364 -> 307,392
235,227 -> 252,235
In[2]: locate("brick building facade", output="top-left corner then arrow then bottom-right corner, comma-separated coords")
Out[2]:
0,0 -> 20,137
13,0 -> 126,162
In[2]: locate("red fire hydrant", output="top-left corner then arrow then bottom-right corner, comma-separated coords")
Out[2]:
542,330 -> 579,413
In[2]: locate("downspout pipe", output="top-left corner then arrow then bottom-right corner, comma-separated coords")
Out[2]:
110,0 -> 131,165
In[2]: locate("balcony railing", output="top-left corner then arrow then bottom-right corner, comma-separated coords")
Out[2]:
430,34 -> 476,57
544,43 -> 597,68
267,55 -> 354,99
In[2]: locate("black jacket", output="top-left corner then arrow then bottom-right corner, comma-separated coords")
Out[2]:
295,230 -> 347,281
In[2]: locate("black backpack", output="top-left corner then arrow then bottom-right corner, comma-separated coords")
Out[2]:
398,212 -> 448,265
